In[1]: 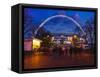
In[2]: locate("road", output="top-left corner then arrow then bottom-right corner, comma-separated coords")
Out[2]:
24,51 -> 94,69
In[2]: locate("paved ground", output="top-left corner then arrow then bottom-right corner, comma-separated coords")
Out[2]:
24,51 -> 94,69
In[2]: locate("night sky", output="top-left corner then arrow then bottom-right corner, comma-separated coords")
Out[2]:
24,8 -> 95,39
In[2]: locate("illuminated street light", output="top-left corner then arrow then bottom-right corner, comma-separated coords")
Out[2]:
73,35 -> 77,38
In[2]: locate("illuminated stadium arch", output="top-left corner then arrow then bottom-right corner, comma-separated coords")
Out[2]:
34,15 -> 86,36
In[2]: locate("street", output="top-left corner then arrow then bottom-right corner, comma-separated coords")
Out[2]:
24,51 -> 94,69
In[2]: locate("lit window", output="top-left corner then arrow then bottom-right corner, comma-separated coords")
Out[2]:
32,39 -> 42,49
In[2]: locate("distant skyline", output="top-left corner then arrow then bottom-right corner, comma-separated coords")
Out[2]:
24,8 -> 95,39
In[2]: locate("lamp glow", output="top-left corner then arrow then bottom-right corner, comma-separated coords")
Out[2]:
32,39 -> 42,49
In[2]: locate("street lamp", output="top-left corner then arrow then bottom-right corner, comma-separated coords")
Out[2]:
73,35 -> 77,39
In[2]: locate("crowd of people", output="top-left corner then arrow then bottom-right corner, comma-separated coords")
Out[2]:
33,44 -> 83,56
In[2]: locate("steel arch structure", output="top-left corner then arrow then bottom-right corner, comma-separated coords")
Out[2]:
34,15 -> 86,36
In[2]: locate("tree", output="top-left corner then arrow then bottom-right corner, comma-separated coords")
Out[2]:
83,20 -> 95,48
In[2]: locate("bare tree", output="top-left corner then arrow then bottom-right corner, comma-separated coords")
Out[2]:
83,20 -> 95,48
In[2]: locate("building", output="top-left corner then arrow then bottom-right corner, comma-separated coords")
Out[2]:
51,33 -> 86,46
24,39 -> 32,51
32,38 -> 42,49
24,38 -> 42,51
